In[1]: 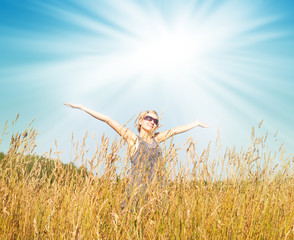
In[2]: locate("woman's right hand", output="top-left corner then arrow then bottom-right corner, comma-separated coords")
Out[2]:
64,103 -> 84,110
64,103 -> 141,150
194,119 -> 210,128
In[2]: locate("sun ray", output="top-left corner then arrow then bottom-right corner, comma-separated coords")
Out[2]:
1,0 -> 293,159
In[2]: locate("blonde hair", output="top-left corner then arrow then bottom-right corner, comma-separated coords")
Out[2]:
137,110 -> 159,132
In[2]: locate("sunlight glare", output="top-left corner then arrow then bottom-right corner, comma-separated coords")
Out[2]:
127,28 -> 200,76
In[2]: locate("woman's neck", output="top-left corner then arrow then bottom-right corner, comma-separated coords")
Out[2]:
139,130 -> 153,142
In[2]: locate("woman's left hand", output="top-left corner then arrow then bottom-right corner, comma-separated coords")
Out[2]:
64,103 -> 84,110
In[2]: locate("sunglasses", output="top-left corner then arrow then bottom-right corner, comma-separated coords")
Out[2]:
143,116 -> 159,125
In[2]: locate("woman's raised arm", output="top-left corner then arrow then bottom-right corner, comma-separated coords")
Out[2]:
155,119 -> 209,143
64,103 -> 137,146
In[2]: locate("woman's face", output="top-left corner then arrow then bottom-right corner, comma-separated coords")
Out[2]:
140,112 -> 159,133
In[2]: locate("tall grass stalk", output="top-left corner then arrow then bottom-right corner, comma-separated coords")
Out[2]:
0,119 -> 293,239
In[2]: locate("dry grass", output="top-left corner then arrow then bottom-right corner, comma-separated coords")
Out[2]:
0,118 -> 294,239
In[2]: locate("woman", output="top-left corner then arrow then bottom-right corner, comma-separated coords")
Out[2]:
64,103 -> 209,190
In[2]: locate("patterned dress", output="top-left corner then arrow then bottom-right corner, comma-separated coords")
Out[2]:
128,136 -> 163,194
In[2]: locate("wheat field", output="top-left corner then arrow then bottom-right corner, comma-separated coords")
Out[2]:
0,118 -> 293,239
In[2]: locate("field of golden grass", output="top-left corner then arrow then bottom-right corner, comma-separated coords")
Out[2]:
0,118 -> 293,239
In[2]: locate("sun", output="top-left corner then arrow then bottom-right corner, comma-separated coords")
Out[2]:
126,27 -> 200,76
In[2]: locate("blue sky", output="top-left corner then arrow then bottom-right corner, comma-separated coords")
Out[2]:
1,0 -> 293,165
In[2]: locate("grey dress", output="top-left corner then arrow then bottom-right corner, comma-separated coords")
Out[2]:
121,136 -> 165,209
128,136 -> 163,192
